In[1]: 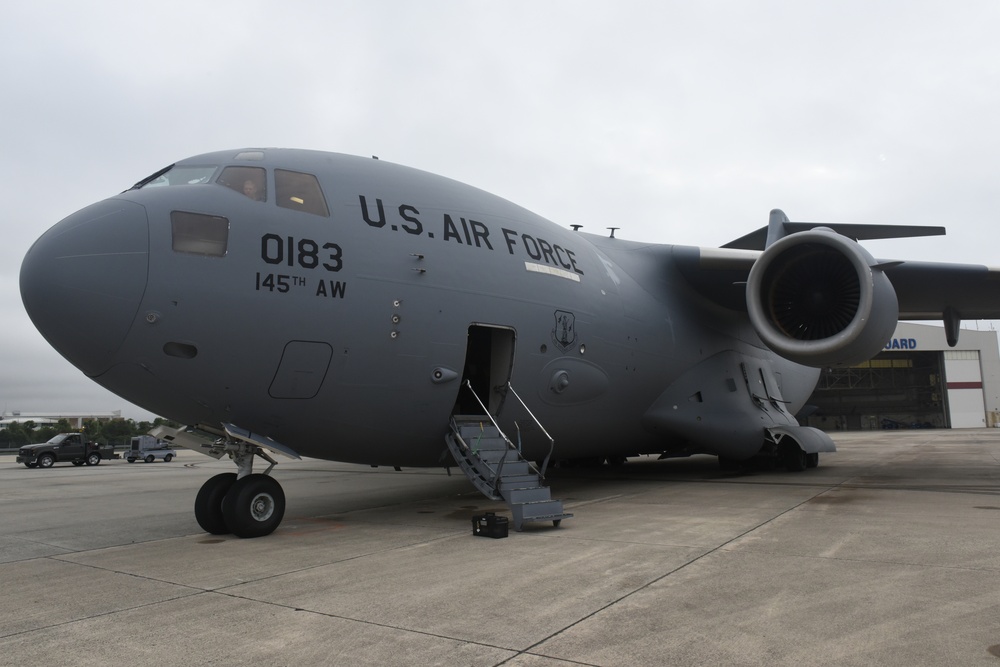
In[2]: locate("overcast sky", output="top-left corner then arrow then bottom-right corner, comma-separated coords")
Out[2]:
2,1 -> 999,421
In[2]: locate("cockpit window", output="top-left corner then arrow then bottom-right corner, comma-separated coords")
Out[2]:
171,211 -> 230,257
275,169 -> 329,217
218,166 -> 266,202
140,165 -> 219,188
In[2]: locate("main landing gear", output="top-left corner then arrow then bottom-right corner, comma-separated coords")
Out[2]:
194,443 -> 286,538
719,440 -> 823,473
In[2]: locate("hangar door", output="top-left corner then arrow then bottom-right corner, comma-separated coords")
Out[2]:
944,350 -> 986,428
806,351 -> 946,430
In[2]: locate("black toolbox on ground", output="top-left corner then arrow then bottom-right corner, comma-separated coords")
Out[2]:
472,512 -> 509,538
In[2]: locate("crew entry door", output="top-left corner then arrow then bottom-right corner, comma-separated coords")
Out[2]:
456,325 -> 516,416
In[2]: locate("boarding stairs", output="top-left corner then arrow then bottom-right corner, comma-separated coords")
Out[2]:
445,382 -> 572,531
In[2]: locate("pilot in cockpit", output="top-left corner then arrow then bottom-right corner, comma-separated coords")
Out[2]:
242,179 -> 264,201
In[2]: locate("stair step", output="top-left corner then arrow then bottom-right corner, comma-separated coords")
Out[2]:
477,449 -> 522,464
496,460 -> 532,476
458,423 -> 500,436
469,439 -> 508,453
515,499 -> 567,520
461,433 -> 503,444
448,413 -> 570,531
520,512 -> 573,524
498,474 -> 540,489
445,432 -> 502,501
506,486 -> 552,503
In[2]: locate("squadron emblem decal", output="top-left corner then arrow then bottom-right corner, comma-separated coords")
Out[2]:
553,310 -> 577,351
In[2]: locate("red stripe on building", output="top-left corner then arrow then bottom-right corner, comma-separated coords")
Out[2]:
947,382 -> 983,390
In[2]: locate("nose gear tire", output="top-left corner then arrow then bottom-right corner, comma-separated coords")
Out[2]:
195,473 -> 237,535
221,474 -> 286,538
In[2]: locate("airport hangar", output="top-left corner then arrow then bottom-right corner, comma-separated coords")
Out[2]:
805,322 -> 1000,431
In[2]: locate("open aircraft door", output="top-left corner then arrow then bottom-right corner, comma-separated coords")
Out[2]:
456,324 -> 516,416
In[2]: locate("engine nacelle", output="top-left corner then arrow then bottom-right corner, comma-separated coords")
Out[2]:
746,228 -> 898,367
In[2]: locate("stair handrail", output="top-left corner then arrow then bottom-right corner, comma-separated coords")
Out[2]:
505,382 -> 556,479
461,381 -> 512,445
461,381 -> 516,491
459,380 -> 555,485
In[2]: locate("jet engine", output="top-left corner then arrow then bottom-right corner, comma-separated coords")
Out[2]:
746,228 -> 898,367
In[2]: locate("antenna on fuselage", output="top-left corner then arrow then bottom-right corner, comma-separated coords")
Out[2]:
607,227 -> 619,238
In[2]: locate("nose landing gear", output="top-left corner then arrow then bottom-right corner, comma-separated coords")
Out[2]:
191,435 -> 288,538
221,473 -> 286,538
151,423 -> 299,539
194,472 -> 237,535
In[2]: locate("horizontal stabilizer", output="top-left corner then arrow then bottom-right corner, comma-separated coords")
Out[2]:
723,209 -> 946,250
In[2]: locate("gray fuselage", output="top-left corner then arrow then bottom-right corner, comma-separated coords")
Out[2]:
20,149 -> 817,466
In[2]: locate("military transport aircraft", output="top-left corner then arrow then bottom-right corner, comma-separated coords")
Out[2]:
20,148 -> 1000,537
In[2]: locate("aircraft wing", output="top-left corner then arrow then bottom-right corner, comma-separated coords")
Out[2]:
674,243 -> 1000,353
672,246 -> 759,312
676,246 -> 1000,320
883,261 -> 1000,320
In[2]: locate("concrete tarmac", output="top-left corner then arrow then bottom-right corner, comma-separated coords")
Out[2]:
2,429 -> 1000,666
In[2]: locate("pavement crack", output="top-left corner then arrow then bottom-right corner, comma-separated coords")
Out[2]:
497,483 -> 840,665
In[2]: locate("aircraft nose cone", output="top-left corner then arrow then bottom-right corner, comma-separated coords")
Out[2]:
20,199 -> 149,376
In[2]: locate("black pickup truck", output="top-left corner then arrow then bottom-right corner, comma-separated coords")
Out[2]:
16,433 -> 120,468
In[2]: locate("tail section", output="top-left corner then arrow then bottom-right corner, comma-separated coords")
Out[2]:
724,209 -> 946,250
